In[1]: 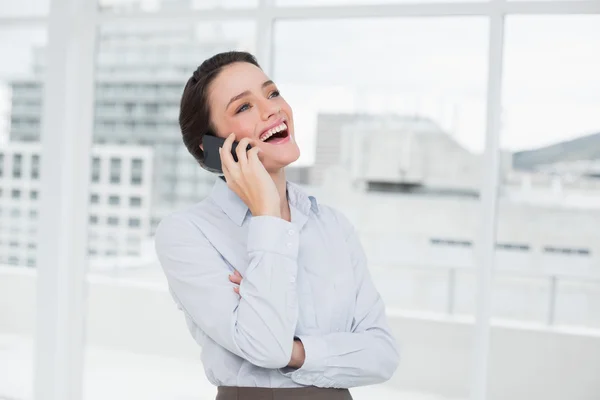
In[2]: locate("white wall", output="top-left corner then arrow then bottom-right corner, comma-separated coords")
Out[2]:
1,267 -> 599,400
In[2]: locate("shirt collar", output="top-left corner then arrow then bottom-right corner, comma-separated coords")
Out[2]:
210,177 -> 319,226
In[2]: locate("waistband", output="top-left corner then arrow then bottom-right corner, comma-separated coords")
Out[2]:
216,386 -> 353,400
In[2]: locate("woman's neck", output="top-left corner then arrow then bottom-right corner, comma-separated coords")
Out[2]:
270,169 -> 291,222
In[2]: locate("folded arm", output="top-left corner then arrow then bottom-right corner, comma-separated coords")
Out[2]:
155,214 -> 300,369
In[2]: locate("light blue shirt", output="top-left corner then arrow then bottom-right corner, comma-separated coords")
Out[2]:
154,177 -> 400,389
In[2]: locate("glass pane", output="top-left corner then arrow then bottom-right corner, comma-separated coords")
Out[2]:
492,14 -> 600,399
83,21 -> 256,400
275,17 -> 488,399
0,0 -> 48,17
0,26 -> 47,400
99,0 -> 257,13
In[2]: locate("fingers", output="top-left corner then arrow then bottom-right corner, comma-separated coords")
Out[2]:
246,146 -> 262,164
229,273 -> 242,285
229,270 -> 243,296
220,133 -> 237,170
236,137 -> 251,165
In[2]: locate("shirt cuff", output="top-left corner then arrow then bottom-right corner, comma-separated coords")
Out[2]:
247,216 -> 299,258
280,335 -> 328,386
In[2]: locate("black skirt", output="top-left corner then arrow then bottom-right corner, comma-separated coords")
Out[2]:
216,386 -> 353,400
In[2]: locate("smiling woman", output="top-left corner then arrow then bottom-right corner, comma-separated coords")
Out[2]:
154,51 -> 400,400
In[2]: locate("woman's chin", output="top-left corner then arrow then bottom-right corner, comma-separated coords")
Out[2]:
263,147 -> 300,172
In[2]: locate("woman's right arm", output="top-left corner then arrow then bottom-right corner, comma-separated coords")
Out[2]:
154,212 -> 300,369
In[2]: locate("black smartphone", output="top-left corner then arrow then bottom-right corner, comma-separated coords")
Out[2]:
202,133 -> 252,174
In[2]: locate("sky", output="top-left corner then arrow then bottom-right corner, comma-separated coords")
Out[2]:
0,7 -> 599,166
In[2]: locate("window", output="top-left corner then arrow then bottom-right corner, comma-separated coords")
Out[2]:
90,194 -> 100,204
89,215 -> 98,224
109,158 -> 121,184
128,218 -> 141,228
29,209 -> 38,219
496,243 -> 530,252
130,158 -> 143,185
11,189 -> 21,199
543,246 -> 591,257
430,238 -> 473,248
31,154 -> 40,179
107,216 -> 119,226
30,190 -> 38,200
108,195 -> 120,205
129,196 -> 142,207
91,157 -> 101,182
12,154 -> 22,178
0,153 -> 4,177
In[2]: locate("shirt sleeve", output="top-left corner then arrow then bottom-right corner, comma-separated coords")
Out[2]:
280,210 -> 400,388
154,213 -> 300,369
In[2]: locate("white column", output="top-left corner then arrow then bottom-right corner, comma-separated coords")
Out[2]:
34,0 -> 97,398
256,0 -> 275,76
469,10 -> 505,400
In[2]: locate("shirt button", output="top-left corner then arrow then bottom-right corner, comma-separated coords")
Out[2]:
288,229 -> 295,235
287,243 -> 292,249
290,276 -> 296,283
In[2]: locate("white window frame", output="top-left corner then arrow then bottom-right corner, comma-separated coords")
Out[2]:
3,1 -> 599,400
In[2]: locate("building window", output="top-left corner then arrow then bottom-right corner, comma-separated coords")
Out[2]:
8,256 -> 19,266
129,196 -> 142,207
30,190 -> 38,200
13,154 -> 22,178
128,218 -> 141,227
90,194 -> 100,204
107,216 -> 119,226
496,243 -> 530,252
110,158 -> 121,184
108,195 -> 120,205
28,242 -> 37,249
9,241 -> 19,248
543,246 -> 591,256
31,155 -> 40,179
27,259 -> 36,267
11,208 -> 21,218
131,158 -> 143,185
89,215 -> 98,224
0,153 -> 4,177
430,238 -> 473,248
11,189 -> 21,199
91,157 -> 101,182
29,210 -> 38,219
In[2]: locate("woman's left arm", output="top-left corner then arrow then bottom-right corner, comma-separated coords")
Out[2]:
280,211 -> 401,388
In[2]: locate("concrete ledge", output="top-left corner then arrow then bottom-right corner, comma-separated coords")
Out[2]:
1,267 -> 599,400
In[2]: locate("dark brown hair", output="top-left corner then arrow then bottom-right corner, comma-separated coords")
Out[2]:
179,51 -> 261,170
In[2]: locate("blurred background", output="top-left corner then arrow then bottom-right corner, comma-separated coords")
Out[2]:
0,0 -> 599,399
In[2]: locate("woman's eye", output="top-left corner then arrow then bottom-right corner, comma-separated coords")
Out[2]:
236,103 -> 250,114
269,90 -> 280,98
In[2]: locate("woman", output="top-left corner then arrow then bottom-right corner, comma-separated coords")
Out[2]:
154,51 -> 400,400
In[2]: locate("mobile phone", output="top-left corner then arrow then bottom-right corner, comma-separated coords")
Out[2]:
202,133 -> 252,174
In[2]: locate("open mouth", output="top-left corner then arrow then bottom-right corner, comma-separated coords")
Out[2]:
260,122 -> 289,144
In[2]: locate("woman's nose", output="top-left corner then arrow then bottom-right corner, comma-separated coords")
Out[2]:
260,99 -> 280,121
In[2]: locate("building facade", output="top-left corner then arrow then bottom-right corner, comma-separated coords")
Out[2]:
0,143 -> 153,267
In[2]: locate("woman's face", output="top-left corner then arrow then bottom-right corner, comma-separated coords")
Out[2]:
207,62 -> 300,172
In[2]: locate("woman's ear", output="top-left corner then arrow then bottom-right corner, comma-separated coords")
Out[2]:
199,143 -> 204,151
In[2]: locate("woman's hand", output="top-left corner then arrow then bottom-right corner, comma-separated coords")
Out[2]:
229,269 -> 243,295
220,133 -> 281,218
288,339 -> 306,369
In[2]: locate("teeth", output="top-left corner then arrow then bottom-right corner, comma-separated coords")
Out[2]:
260,122 -> 287,141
